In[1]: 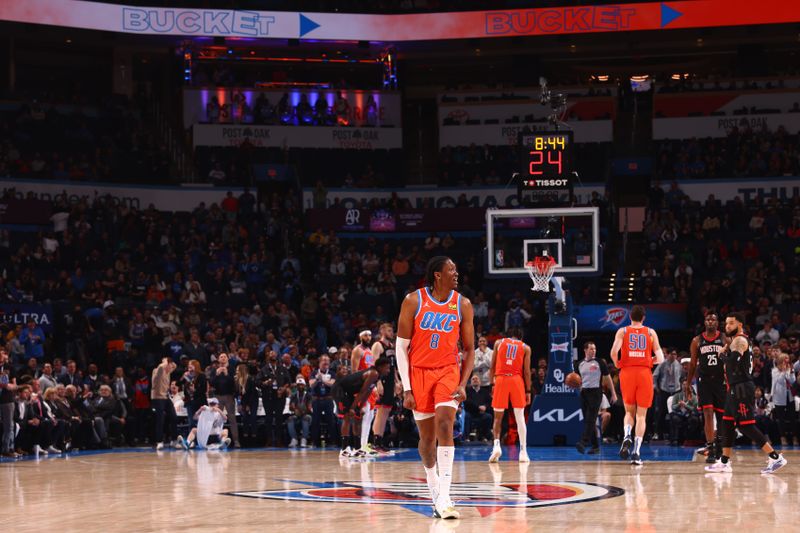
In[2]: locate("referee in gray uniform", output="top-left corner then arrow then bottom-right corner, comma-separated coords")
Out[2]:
575,341 -> 617,454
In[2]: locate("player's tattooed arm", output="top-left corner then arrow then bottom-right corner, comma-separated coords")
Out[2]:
729,336 -> 748,353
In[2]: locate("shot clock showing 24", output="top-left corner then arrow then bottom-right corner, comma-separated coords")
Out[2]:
518,131 -> 574,206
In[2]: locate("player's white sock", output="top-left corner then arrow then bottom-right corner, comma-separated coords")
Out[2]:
361,407 -> 374,448
424,464 -> 439,502
437,446 -> 455,507
624,425 -> 632,439
514,408 -> 527,451
493,438 -> 501,448
633,436 -> 643,455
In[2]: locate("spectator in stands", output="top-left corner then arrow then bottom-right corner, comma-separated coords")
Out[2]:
313,97 -> 330,125
131,368 -> 151,444
365,95 -> 378,126
334,92 -> 350,125
181,359 -> 206,426
652,348 -> 682,440
504,300 -> 531,332
0,349 -> 19,457
756,322 -> 781,346
309,354 -> 337,447
258,349 -> 290,446
296,94 -> 313,125
667,379 -> 699,445
473,337 -> 493,388
287,376 -> 312,448
89,384 -> 124,448
770,354 -> 797,445
151,357 -> 178,450
211,352 -> 240,448
235,362 -> 259,440
208,163 -> 227,185
19,320 -> 45,362
19,357 -> 41,380
38,363 -> 58,392
464,374 -> 493,441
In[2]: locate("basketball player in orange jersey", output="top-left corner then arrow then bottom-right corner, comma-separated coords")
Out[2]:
487,330 -> 531,463
396,256 -> 475,520
351,330 -> 379,455
610,305 -> 664,465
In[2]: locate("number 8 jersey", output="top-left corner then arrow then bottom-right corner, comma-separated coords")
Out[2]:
409,287 -> 462,368
619,325 -> 653,368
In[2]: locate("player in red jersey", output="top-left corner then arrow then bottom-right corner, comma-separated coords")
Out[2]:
396,256 -> 475,520
610,305 -> 664,466
487,330 -> 531,463
351,330 -> 379,454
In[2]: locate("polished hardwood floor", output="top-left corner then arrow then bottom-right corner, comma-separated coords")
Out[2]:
1,445 -> 796,532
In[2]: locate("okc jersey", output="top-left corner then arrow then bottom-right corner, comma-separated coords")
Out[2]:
409,287 -> 462,368
619,325 -> 653,368
357,346 -> 374,371
698,332 -> 725,381
493,338 -> 525,376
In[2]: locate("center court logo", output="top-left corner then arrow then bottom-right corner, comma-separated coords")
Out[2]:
225,480 -> 623,516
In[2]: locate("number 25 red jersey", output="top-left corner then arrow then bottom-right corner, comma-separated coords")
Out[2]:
409,288 -> 462,369
619,325 -> 653,368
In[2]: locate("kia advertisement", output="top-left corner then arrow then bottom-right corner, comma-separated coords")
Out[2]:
573,304 -> 687,331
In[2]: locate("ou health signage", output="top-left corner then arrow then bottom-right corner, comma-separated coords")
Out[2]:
3,0 -> 800,41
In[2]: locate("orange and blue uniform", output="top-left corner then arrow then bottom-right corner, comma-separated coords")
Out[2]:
491,337 -> 527,410
409,287 -> 462,414
357,347 -> 374,371
355,346 -> 378,408
618,325 -> 654,408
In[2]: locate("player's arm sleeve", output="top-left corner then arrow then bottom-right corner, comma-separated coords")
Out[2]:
396,336 -> 411,392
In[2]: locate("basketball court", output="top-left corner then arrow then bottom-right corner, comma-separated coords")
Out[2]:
2,446 -> 796,531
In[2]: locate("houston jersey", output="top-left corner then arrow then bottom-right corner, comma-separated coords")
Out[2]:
493,338 -> 525,376
619,325 -> 654,368
409,287 -> 462,368
356,346 -> 374,371
697,332 -> 725,381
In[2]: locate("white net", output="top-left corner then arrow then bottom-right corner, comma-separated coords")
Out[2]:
526,257 -> 556,292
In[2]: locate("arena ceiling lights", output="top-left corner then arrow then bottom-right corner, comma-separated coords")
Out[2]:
2,0 -> 800,42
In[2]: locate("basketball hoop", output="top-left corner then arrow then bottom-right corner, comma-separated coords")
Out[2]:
526,255 -> 556,292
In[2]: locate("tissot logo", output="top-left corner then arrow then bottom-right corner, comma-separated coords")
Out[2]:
225,479 -> 622,516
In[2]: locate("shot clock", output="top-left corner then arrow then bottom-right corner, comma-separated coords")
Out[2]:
518,131 -> 574,205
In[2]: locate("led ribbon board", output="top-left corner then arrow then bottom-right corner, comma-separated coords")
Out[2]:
2,0 -> 800,41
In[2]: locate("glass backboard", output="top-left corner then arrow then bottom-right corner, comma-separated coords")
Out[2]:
485,207 -> 600,276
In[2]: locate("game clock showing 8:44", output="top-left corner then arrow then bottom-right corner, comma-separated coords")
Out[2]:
518,131 -> 574,191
